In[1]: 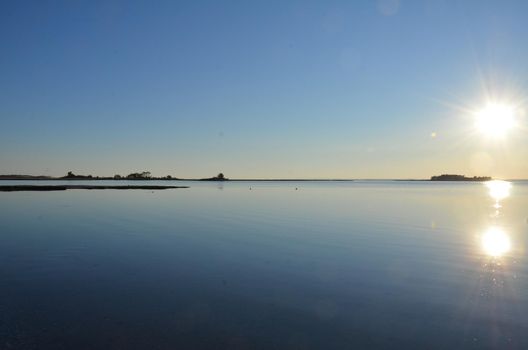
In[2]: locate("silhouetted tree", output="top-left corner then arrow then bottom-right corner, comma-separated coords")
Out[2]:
199,172 -> 227,181
127,171 -> 152,179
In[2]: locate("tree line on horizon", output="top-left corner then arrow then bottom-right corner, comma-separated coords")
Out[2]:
62,171 -> 226,181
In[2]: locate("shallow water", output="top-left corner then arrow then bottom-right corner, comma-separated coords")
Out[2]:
1,180 -> 527,349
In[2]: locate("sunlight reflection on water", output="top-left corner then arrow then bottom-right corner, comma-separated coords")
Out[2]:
481,180 -> 513,257
485,180 -> 512,208
481,226 -> 511,257
1,180 -> 528,348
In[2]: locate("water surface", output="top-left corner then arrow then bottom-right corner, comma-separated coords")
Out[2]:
1,180 -> 527,349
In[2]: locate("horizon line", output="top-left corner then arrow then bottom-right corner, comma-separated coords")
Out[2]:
0,174 -> 525,181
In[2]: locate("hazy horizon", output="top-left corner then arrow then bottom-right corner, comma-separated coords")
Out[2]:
1,0 -> 527,179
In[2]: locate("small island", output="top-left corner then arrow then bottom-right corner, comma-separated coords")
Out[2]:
430,174 -> 492,181
200,173 -> 228,181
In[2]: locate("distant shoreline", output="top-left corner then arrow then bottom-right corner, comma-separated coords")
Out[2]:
0,175 -> 522,182
0,175 -> 359,181
0,176 -> 358,182
0,185 -> 189,192
430,174 -> 492,181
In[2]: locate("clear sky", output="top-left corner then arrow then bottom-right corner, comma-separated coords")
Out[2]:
1,0 -> 527,179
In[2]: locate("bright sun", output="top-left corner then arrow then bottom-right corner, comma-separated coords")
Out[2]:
475,103 -> 516,138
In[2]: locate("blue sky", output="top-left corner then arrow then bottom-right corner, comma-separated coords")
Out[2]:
1,0 -> 527,178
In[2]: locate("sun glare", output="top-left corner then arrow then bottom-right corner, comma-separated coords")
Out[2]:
481,227 -> 511,257
485,180 -> 512,204
475,103 -> 516,138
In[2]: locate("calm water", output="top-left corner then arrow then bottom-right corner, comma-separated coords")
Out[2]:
1,180 -> 528,349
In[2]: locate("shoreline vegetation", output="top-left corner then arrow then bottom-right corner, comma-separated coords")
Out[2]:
430,174 -> 492,181
0,172 -> 497,182
0,172 -> 359,181
0,171 -> 230,181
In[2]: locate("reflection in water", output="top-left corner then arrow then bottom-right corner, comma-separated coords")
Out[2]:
485,180 -> 512,208
1,181 -> 528,348
481,226 -> 511,257
480,181 -> 513,257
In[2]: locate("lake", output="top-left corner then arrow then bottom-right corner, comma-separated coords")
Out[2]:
1,180 -> 527,349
